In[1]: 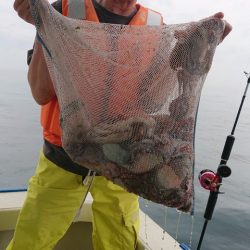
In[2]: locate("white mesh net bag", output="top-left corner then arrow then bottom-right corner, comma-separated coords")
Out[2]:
30,0 -> 225,212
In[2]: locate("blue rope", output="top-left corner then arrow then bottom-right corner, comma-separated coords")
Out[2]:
179,243 -> 191,250
36,33 -> 52,58
0,188 -> 27,193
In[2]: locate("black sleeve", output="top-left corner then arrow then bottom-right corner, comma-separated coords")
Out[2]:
27,0 -> 62,65
52,0 -> 62,13
27,49 -> 34,65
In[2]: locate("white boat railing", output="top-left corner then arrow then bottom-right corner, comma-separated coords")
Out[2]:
0,191 -> 183,250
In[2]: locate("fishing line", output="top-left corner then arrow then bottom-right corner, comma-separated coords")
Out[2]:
188,215 -> 194,248
175,211 -> 182,247
231,154 -> 250,165
161,207 -> 168,240
143,199 -> 150,245
74,171 -> 96,222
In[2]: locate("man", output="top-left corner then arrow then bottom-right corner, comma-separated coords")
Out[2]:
10,1 -> 232,249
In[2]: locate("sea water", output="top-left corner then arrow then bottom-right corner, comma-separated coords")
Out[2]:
0,69 -> 250,250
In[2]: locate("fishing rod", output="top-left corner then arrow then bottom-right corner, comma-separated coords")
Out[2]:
197,72 -> 250,250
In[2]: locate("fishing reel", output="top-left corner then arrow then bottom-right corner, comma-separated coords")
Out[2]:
199,164 -> 231,192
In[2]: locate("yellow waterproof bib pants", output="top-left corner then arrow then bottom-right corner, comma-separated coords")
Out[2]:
7,151 -> 140,250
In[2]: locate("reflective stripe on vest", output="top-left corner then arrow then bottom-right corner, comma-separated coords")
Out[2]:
68,0 -> 86,19
147,9 -> 162,26
67,0 -> 162,26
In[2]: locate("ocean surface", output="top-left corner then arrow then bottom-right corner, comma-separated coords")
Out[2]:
0,69 -> 250,250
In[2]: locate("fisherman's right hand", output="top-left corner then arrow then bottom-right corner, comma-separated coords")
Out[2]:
13,0 -> 34,25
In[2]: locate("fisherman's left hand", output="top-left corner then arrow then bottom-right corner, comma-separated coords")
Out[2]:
213,12 -> 232,42
13,0 -> 34,25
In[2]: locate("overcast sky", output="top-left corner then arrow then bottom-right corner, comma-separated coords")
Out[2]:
0,0 -> 250,92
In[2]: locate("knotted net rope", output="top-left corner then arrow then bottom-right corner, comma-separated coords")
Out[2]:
29,0 -> 225,212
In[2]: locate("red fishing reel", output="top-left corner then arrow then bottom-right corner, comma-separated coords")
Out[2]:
199,170 -> 221,192
199,165 -> 231,192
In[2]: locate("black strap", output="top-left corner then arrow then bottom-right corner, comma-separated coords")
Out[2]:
43,140 -> 93,177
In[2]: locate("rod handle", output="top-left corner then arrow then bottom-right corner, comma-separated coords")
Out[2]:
221,135 -> 235,163
204,192 -> 218,220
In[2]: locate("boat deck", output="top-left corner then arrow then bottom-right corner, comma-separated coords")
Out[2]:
0,191 -> 182,250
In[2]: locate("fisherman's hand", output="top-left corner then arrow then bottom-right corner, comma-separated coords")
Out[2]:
13,0 -> 34,25
213,12 -> 232,42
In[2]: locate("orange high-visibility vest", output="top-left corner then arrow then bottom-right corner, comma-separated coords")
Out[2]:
41,0 -> 163,146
